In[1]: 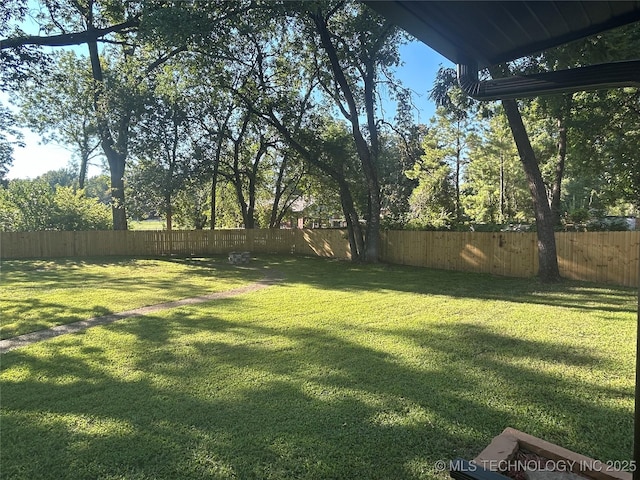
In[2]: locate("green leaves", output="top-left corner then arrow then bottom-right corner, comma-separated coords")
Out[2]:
0,179 -> 111,232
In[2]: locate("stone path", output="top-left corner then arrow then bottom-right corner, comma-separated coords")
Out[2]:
0,272 -> 282,354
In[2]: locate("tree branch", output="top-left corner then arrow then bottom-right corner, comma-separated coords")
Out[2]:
0,18 -> 139,50
142,45 -> 188,78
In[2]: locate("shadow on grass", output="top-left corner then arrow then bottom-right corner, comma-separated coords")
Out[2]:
1,255 -> 263,290
0,256 -> 267,339
0,256 -> 635,478
268,256 -> 637,314
1,298 -> 114,338
3,255 -> 634,341
1,302 -> 633,479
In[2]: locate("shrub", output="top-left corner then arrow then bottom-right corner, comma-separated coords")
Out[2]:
0,180 -> 111,231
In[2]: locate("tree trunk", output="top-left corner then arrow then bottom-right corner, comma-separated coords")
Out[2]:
166,203 -> 173,231
455,121 -> 462,222
312,12 -> 382,263
210,170 -> 217,230
78,155 -> 88,190
499,153 -> 505,222
263,109 -> 366,262
501,98 -> 561,282
362,63 -> 382,263
87,36 -> 128,230
550,110 -> 569,227
78,131 -> 89,190
245,141 -> 266,230
338,180 -> 365,261
246,203 -> 255,229
364,185 -> 381,262
269,156 -> 288,229
107,151 -> 128,230
233,179 -> 249,228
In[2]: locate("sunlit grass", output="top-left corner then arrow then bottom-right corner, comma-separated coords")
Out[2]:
0,256 -> 264,339
129,219 -> 166,230
1,256 -> 637,479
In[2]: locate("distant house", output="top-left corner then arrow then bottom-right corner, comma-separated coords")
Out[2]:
285,197 -> 345,229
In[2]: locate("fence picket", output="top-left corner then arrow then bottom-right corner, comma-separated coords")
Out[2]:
0,229 -> 638,287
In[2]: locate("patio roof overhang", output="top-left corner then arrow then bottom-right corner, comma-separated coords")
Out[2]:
365,1 -> 640,99
363,1 -> 640,477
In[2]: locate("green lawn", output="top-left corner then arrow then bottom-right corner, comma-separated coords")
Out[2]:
0,256 -> 264,339
0,256 -> 636,479
129,219 -> 166,230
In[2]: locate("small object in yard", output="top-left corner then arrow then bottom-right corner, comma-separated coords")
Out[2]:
228,251 -> 251,264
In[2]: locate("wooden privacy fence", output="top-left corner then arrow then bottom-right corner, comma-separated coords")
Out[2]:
380,230 -> 640,287
0,229 -> 351,261
380,230 -> 538,277
1,229 -> 638,287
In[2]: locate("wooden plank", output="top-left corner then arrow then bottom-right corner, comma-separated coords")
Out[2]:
0,229 -> 637,287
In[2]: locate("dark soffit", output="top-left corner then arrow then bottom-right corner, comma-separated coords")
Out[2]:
365,1 -> 640,67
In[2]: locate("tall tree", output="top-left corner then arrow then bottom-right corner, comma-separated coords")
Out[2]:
129,87 -> 194,230
497,23 -> 638,277
210,10 -> 368,257
429,69 -> 479,224
430,62 -> 563,279
3,0 -> 143,229
267,145 -> 307,229
405,128 -> 456,229
463,111 -> 530,224
15,51 -> 101,188
0,106 -> 21,186
188,86 -> 236,230
500,97 -> 561,281
1,0 -> 246,229
419,106 -> 475,224
303,1 -> 406,261
219,109 -> 274,229
377,125 -> 422,229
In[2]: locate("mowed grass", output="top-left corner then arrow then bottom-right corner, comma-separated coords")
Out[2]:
0,256 -> 637,479
0,256 -> 265,339
129,219 -> 166,230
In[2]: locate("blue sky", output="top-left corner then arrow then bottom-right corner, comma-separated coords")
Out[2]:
394,40 -> 454,122
6,39 -> 453,180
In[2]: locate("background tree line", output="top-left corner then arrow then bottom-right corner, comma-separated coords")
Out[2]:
1,1 -> 638,271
